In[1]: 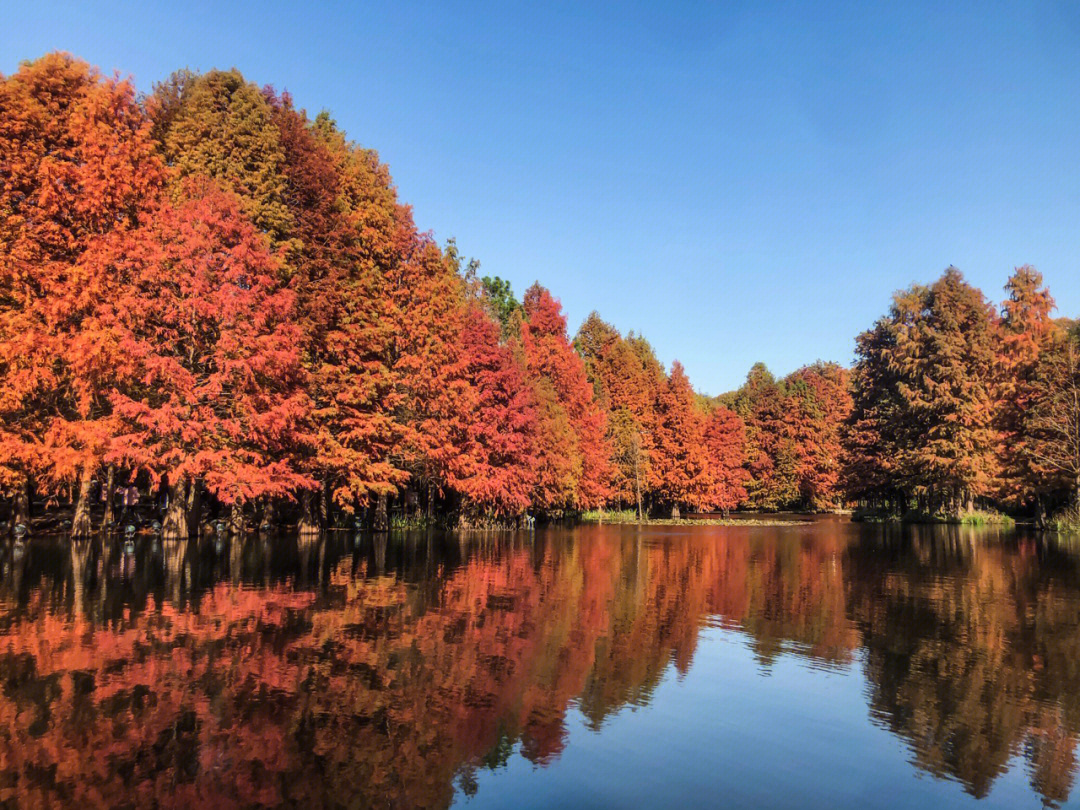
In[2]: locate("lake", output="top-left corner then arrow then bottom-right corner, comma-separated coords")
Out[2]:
1,519 -> 1079,808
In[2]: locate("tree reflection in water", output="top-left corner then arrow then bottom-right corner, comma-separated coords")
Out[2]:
0,522 -> 1077,808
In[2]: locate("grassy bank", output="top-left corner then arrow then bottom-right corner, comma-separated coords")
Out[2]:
580,509 -> 798,527
853,507 -> 1015,527
1048,505 -> 1080,533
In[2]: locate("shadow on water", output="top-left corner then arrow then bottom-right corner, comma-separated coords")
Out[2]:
0,522 -> 1079,808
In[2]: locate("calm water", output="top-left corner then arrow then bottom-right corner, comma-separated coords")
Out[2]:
2,520 -> 1080,809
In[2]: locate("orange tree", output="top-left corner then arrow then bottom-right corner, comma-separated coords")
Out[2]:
0,53 -> 163,534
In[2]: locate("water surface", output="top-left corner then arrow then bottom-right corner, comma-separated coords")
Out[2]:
1,520 -> 1079,808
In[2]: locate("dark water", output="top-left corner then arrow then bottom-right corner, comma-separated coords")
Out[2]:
2,520 -> 1080,809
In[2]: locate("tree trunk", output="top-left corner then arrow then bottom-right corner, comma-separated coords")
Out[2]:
101,465 -> 117,531
229,501 -> 245,537
162,477 -> 188,539
320,480 -> 331,528
187,479 -> 202,533
12,478 -> 30,535
259,498 -> 274,534
671,504 -> 681,520
1035,495 -> 1047,529
634,457 -> 643,522
426,483 -> 435,522
374,491 -> 388,531
298,489 -> 318,535
71,467 -> 95,540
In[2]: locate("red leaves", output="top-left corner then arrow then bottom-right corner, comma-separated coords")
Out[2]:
267,93 -> 406,508
450,303 -> 538,515
521,285 -> 612,509
107,181 -> 313,504
785,364 -> 852,510
650,361 -> 710,511
997,267 -> 1057,505
3,52 -> 867,521
703,405 -> 749,511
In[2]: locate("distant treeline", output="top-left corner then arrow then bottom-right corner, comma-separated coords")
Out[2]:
1,53 -> 1078,537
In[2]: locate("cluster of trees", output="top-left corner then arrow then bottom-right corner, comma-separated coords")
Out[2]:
0,53 -> 752,537
718,361 -> 852,511
846,266 -> 1080,522
712,265 -> 1080,524
574,313 -> 749,519
3,53 -> 1078,537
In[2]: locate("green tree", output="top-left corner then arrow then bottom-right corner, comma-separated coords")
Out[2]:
481,275 -> 521,338
153,69 -> 294,243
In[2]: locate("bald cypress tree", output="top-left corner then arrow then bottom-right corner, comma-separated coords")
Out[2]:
575,313 -> 664,514
846,268 -> 1000,514
996,266 -> 1056,507
650,361 -> 710,518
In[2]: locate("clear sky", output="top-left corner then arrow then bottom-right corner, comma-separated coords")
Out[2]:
5,1 -> 1080,394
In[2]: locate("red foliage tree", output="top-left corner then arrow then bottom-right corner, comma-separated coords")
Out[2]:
650,361 -> 710,517
702,405 -> 749,512
106,180 -> 312,525
996,266 -> 1056,506
388,240 -> 473,516
520,286 -> 612,509
267,95 -> 405,524
727,363 -> 798,509
451,301 -> 538,518
785,363 -> 852,510
575,314 -> 665,515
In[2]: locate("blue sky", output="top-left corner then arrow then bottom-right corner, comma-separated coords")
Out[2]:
5,1 -> 1080,394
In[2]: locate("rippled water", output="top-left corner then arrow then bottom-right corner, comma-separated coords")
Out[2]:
1,519 -> 1079,808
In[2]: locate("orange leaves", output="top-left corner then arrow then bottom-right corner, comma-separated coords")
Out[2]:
784,364 -> 852,510
997,267 -> 1058,505
0,53 -> 164,494
847,268 -> 1004,508
265,94 -> 405,508
703,405 -> 749,512
1,52 -> 902,522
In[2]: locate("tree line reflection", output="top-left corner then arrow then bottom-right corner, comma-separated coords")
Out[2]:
0,524 -> 1078,808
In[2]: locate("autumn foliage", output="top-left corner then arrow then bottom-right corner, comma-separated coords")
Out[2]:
105,179 -> 312,506
0,53 -> 753,532
0,53 -> 162,518
845,266 -> 1080,521
3,52 -> 1079,530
